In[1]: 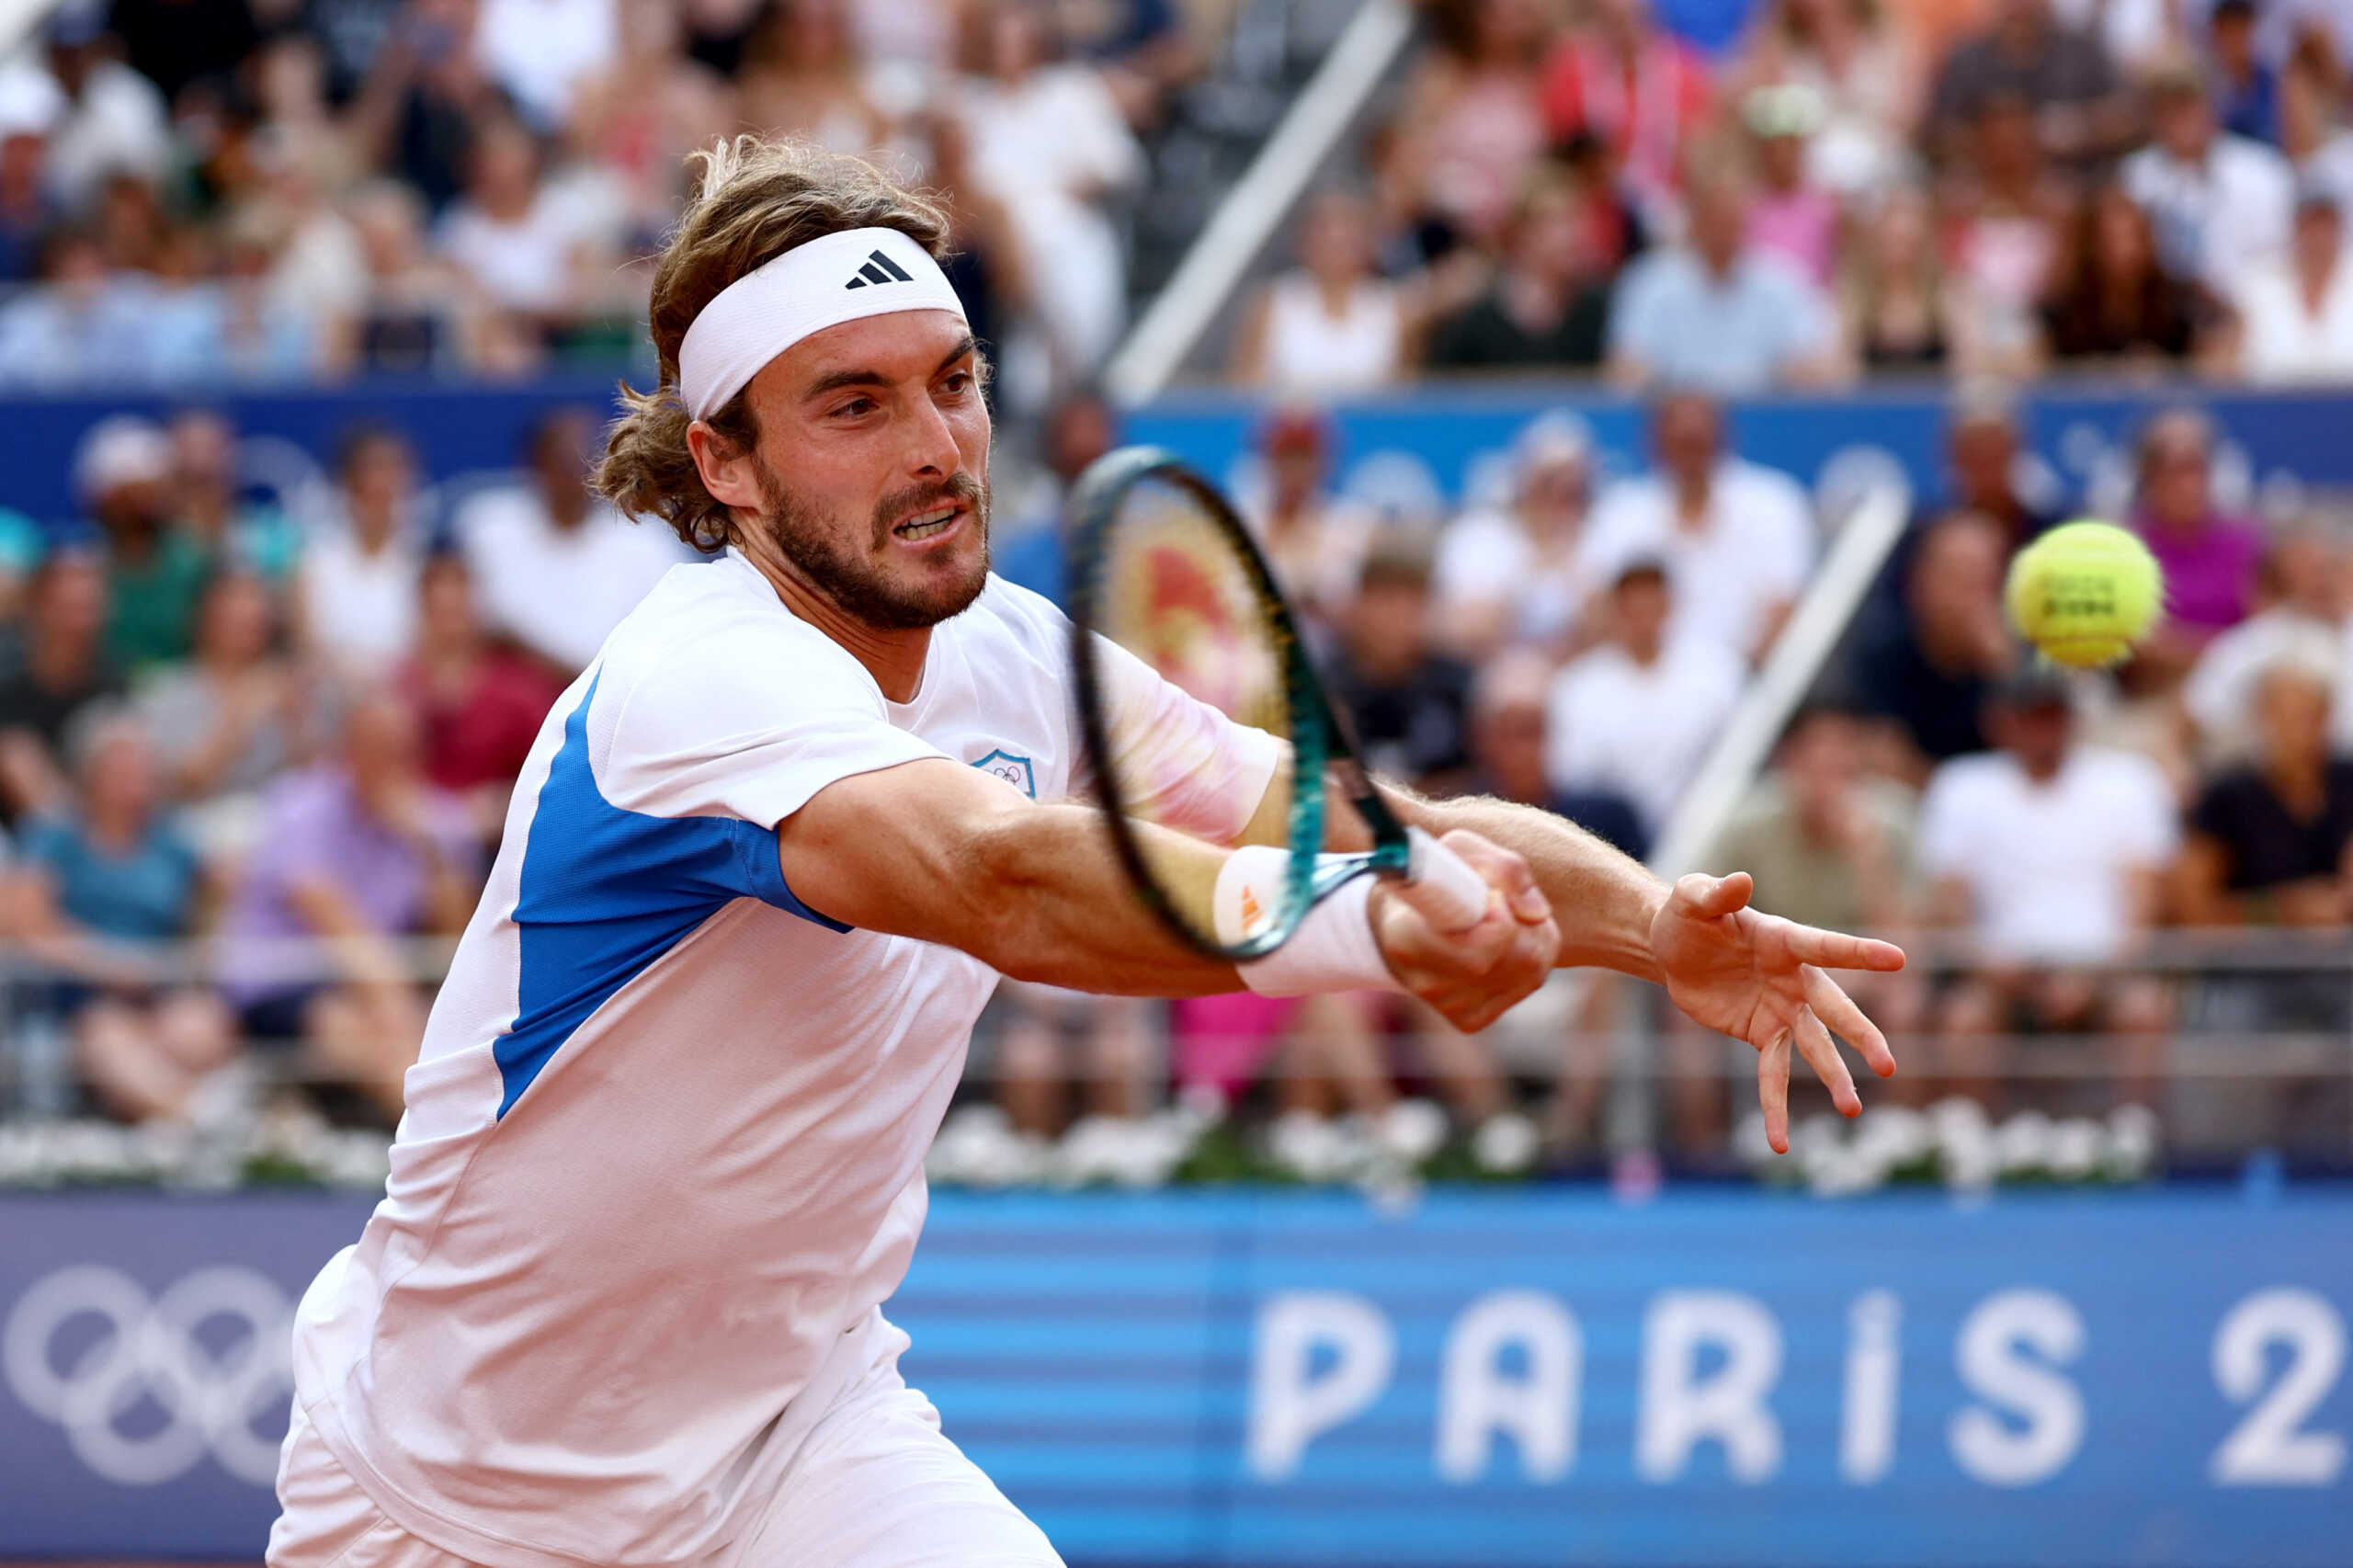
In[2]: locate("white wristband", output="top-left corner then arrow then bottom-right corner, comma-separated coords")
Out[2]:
1211,846 -> 1399,996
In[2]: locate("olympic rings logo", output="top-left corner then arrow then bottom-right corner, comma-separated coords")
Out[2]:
3,1266 -> 293,1486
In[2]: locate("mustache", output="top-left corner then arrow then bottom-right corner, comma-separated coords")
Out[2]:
871,472 -> 987,540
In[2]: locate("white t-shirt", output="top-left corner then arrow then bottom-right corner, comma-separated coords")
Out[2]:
1544,638 -> 1745,835
2182,607 -> 2350,762
1434,506 -> 1589,649
456,485 -> 698,671
2121,136 -> 2296,290
2231,256 -> 2353,384
1916,747 -> 2180,963
1577,460 -> 1814,660
299,520 -> 424,682
289,556 -> 1274,1568
475,0 -> 616,127
1259,272 -> 1404,397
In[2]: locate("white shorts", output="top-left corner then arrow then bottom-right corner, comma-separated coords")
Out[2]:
267,1315 -> 1064,1568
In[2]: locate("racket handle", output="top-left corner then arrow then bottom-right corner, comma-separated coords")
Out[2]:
1398,827 -> 1491,934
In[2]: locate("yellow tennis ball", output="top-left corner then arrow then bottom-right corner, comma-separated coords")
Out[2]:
2003,520 -> 2166,669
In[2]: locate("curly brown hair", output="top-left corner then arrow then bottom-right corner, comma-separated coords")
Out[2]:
594,138 -> 954,551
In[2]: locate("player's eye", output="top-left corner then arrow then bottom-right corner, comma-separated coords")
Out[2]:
831,396 -> 877,419
939,369 -> 973,397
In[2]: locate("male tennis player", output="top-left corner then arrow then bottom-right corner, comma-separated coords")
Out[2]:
268,139 -> 1904,1568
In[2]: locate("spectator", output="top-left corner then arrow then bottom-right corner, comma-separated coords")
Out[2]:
474,0 -> 618,131
1235,408 -> 1377,627
2177,654 -> 2353,926
1715,699 -> 1918,936
991,983 -> 1157,1142
1384,0 -> 1551,255
0,227 -> 151,385
0,66 -> 63,281
2210,0 -> 2279,145
348,0 -> 508,214
2131,408 -> 2266,663
0,548 -> 122,820
2278,49 -> 2353,214
2120,57 -> 2295,291
1938,390 -> 2058,551
1434,414 -> 1599,661
1847,510 -> 2018,783
1422,165 -> 1612,374
1920,665 -> 2177,1111
38,3 -> 174,213
1925,0 -> 2128,171
2040,181 -> 2212,367
1741,84 -> 1840,288
2223,189 -> 2353,383
991,387 -> 1118,607
1538,0 -> 1711,226
1578,392 -> 1814,663
2184,522 -> 2349,764
1688,699 -> 1923,1144
132,567 -> 314,854
297,426 -> 428,684
1544,558 -> 1743,839
566,0 -> 734,242
398,551 -> 565,832
456,408 -> 690,673
218,693 -> 481,1125
167,410 -> 301,584
3,709 -> 232,1124
1724,0 -> 1913,196
1232,188 -> 1406,397
324,178 -> 484,376
957,0 -> 1143,377
1942,95 -> 2071,371
1605,166 -> 1842,394
72,415 -> 207,673
1837,185 -> 1968,373
1464,648 -> 1646,860
734,0 -> 890,153
1324,538 -> 1475,791
434,112 -> 610,341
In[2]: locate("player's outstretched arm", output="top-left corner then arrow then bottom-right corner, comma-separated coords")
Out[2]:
776,758 -> 1556,1032
1378,789 -> 1908,1153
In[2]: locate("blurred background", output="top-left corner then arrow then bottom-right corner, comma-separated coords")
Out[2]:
0,0 -> 2349,1562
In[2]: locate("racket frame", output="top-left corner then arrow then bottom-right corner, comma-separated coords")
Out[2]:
1066,446 -> 1417,961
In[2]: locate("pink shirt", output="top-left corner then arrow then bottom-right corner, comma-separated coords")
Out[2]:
2134,511 -> 2265,639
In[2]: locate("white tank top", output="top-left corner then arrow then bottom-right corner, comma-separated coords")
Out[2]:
1262,271 -> 1402,396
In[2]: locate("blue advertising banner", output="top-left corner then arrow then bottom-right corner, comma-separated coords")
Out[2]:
6,381 -> 2353,534
1,1187 -> 2348,1566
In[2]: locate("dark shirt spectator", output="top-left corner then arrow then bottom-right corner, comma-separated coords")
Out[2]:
1927,0 -> 2125,170
1846,511 -> 2018,782
74,415 -> 210,671
0,549 -> 126,820
1426,166 -> 1611,372
1323,540 -> 1474,789
2040,184 -> 2209,362
2178,658 -> 2353,923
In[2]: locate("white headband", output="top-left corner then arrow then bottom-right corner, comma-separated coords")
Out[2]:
676,227 -> 969,421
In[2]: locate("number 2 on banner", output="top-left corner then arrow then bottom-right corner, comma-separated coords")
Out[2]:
2210,1288 -> 2348,1486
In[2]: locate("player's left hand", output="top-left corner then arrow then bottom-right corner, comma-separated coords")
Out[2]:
1649,872 -> 1906,1155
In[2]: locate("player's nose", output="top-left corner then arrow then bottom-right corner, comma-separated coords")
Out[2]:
900,392 -> 963,479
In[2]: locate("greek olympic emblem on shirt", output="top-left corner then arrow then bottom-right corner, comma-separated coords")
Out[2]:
972,749 -> 1036,799
2,1265 -> 294,1485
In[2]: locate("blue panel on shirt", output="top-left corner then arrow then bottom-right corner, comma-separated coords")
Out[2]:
495,671 -> 847,1117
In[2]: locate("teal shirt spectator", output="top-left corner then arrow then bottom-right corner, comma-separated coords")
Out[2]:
22,812 -> 203,941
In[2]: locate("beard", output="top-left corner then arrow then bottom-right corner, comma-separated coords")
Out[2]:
750,459 -> 991,631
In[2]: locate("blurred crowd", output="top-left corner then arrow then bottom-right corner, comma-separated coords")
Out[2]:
1240,0 -> 2353,394
0,0 -> 1189,403
4,0 -> 2353,1185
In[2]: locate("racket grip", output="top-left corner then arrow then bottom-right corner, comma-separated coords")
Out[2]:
1398,827 -> 1491,933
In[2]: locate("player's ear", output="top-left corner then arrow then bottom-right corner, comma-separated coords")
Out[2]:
688,420 -> 763,512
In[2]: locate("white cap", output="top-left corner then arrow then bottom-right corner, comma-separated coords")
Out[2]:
0,62 -> 64,140
74,415 -> 174,504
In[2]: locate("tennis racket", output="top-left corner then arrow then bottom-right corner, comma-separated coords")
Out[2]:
1065,445 -> 1491,960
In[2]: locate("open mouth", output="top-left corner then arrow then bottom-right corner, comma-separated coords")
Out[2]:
892,506 -> 962,541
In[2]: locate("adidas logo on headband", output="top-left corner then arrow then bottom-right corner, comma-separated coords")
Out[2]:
845,249 -> 915,290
